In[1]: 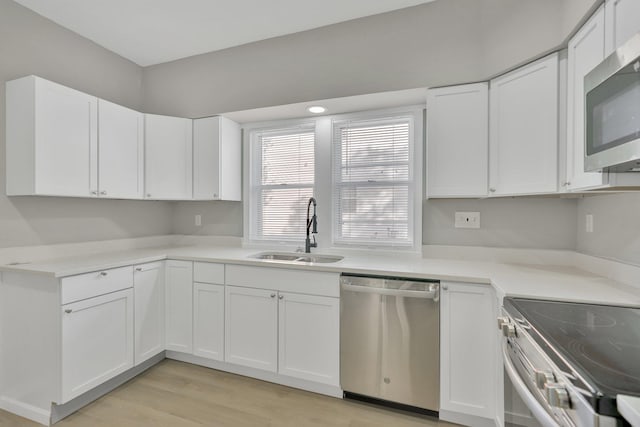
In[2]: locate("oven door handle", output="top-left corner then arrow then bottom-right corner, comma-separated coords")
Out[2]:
503,341 -> 560,427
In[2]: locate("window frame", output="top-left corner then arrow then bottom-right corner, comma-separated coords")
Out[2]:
242,106 -> 423,252
244,119 -> 317,245
330,109 -> 422,250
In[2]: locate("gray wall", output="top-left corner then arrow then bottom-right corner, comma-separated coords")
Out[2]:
172,201 -> 243,237
2,0 -> 612,255
143,0 -> 596,251
423,198 -> 578,250
142,0 -> 598,118
576,193 -> 640,265
0,0 -> 172,247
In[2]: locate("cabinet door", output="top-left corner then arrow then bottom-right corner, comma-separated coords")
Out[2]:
98,99 -> 144,199
566,6 -> 608,191
193,283 -> 225,361
165,260 -> 193,353
61,288 -> 133,403
489,53 -> 559,196
604,0 -> 640,55
34,77 -> 98,197
134,262 -> 165,365
278,292 -> 339,385
193,116 -> 241,201
144,114 -> 193,200
225,286 -> 278,372
427,83 -> 488,197
440,282 -> 496,421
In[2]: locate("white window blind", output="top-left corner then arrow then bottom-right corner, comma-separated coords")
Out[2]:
332,116 -> 414,247
250,126 -> 315,242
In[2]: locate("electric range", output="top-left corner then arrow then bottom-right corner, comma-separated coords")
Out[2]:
500,297 -> 640,427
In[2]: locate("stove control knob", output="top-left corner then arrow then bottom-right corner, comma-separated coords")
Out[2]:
535,370 -> 555,390
497,316 -> 509,330
546,385 -> 571,409
502,323 -> 516,338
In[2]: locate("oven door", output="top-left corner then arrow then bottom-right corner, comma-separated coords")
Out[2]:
503,340 -> 559,427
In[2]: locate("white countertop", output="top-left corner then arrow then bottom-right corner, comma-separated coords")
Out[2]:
1,244 -> 639,307
618,395 -> 640,427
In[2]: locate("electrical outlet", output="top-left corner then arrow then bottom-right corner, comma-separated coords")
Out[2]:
585,214 -> 593,233
455,211 -> 480,229
195,214 -> 202,227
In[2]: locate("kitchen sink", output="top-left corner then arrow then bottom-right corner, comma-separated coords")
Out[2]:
250,252 -> 344,264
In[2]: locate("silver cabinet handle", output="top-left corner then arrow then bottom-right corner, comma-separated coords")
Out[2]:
212,193 -> 218,199
100,190 -> 107,195
278,295 -> 284,300
100,271 -> 108,276
489,188 -> 496,193
146,194 -> 151,198
65,309 -> 72,314
135,267 -> 142,272
442,284 -> 448,290
270,293 -> 276,298
91,191 -> 98,195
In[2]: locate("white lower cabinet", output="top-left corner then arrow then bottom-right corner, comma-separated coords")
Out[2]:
225,285 -> 278,372
165,260 -> 194,353
134,262 -> 165,365
224,284 -> 340,385
278,292 -> 339,385
439,281 -> 496,425
61,288 -> 134,403
193,282 -> 225,361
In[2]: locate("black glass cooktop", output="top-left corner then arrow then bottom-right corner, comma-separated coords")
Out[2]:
507,298 -> 640,398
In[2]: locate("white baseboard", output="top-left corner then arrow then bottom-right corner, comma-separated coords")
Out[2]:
439,409 -> 498,427
0,396 -> 50,426
165,351 -> 343,398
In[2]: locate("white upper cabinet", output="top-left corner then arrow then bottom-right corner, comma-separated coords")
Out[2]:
426,83 -> 489,198
98,99 -> 144,199
193,116 -> 242,201
489,53 -> 559,196
566,6 -> 607,191
565,3 -> 640,191
6,76 -> 98,197
144,114 -> 193,200
604,0 -> 640,55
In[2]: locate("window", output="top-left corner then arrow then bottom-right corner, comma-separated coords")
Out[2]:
248,125 -> 315,242
332,115 -> 415,247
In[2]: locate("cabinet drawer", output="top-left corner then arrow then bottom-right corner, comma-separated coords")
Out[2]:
225,265 -> 339,297
193,262 -> 224,284
61,266 -> 134,305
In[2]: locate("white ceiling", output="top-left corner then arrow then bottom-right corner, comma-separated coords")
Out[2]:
14,0 -> 434,66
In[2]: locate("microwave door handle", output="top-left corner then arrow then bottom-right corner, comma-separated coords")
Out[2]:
503,342 -> 560,427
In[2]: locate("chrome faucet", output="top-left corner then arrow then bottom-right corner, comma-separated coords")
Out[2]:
305,197 -> 317,253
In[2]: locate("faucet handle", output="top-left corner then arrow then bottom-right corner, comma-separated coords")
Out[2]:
311,235 -> 318,248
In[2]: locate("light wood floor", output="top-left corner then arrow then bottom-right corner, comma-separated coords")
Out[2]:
0,359 -> 458,426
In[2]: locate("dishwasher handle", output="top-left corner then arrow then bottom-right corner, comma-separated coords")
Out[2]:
341,282 -> 439,301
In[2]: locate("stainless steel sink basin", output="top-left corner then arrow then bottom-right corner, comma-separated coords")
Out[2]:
250,252 -> 344,264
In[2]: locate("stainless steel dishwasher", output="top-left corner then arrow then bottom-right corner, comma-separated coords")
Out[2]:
340,273 -> 440,414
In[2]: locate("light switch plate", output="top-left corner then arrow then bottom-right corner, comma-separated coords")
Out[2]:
455,211 -> 480,229
195,214 -> 202,227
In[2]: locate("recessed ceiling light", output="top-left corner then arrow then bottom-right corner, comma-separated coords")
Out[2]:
307,106 -> 326,114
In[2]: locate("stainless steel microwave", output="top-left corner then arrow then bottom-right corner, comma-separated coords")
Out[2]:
585,33 -> 640,172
